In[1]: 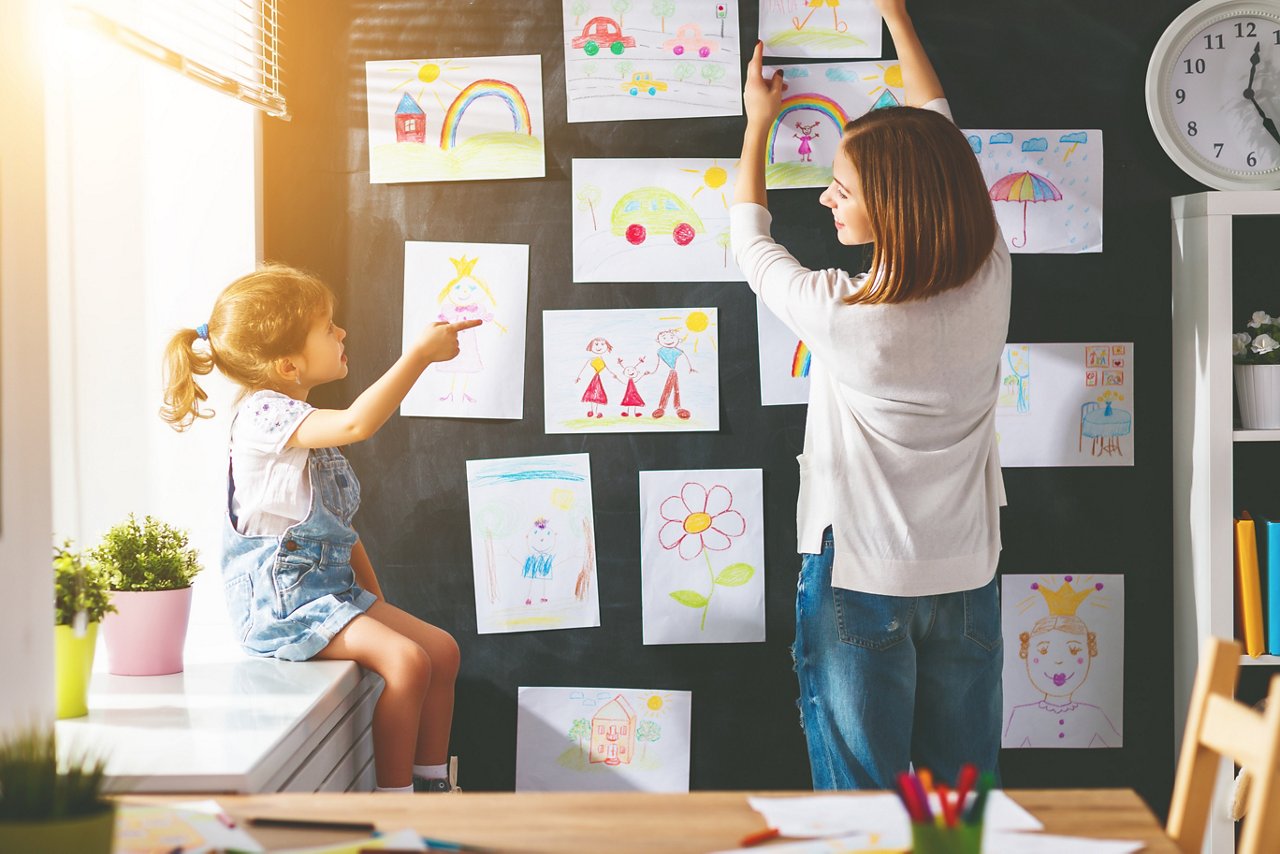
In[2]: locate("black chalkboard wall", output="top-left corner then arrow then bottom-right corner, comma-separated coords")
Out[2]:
263,0 -> 1209,814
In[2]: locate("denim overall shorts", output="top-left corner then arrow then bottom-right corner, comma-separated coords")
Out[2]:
221,444 -> 376,661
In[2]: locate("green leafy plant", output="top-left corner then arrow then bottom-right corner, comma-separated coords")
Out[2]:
91,514 -> 202,592
53,541 -> 115,627
0,726 -> 110,821
1234,311 -> 1280,364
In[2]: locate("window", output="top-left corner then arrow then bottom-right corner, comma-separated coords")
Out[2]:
404,119 -> 416,131
623,201 -> 641,214
664,199 -> 680,211
72,0 -> 288,118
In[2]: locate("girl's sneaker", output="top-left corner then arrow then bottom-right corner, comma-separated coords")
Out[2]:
413,756 -> 461,793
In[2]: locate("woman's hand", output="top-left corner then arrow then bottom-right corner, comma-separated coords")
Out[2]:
744,40 -> 786,130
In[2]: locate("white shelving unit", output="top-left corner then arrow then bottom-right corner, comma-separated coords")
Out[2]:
1172,191 -> 1280,854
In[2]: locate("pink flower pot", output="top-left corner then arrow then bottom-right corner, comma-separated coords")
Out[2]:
101,587 -> 193,676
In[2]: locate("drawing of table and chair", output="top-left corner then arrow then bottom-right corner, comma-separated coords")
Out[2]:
1080,401 -> 1132,457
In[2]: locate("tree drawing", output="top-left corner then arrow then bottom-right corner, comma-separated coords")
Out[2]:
636,719 -> 662,758
700,64 -> 726,87
651,0 -> 675,32
674,62 -> 695,84
582,61 -> 598,79
716,231 -> 732,268
569,718 -> 591,758
617,60 -> 634,80
577,185 -> 602,230
612,0 -> 632,27
571,0 -> 588,25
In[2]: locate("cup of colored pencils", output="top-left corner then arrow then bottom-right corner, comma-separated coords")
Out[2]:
894,764 -> 992,854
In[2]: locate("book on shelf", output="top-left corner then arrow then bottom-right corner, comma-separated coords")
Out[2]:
1235,512 -> 1266,658
1258,515 -> 1280,656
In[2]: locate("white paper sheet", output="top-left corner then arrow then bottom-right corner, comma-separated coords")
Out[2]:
965,129 -> 1103,254
516,686 -> 692,792
639,469 -> 765,644
1002,574 -> 1124,749
982,833 -> 1144,854
995,343 -> 1134,467
365,55 -> 545,184
465,454 -> 600,634
115,800 -> 265,853
572,158 -> 742,282
761,61 -> 906,189
747,791 -> 1042,845
543,308 -> 720,433
760,0 -> 882,58
562,0 -> 743,123
757,298 -> 810,405
401,241 -> 529,419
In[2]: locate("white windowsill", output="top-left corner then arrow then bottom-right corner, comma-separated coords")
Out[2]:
56,619 -> 372,793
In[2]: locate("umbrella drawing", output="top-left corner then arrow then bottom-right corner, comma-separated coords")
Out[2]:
988,171 -> 1062,249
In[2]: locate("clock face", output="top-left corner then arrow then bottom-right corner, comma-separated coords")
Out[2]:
1165,10 -> 1280,180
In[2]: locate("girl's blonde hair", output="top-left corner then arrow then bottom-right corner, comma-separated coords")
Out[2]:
839,106 -> 997,305
161,264 -> 335,430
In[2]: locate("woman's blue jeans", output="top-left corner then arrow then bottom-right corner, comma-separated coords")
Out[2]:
793,528 -> 1003,790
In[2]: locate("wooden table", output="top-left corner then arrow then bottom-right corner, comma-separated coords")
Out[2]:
122,789 -> 1176,852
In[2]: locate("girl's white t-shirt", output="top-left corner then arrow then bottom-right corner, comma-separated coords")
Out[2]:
230,390 -> 314,537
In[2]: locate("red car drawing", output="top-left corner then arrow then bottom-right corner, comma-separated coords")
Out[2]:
571,16 -> 636,56
662,23 -> 717,58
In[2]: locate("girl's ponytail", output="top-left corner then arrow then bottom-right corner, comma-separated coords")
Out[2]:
160,327 -> 216,430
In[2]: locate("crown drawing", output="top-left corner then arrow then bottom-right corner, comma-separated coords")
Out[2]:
1031,576 -> 1103,616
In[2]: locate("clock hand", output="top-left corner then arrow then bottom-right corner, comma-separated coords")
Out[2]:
1243,41 -> 1280,147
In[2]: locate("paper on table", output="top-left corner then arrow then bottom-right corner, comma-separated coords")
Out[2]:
115,799 -> 265,853
709,833 -> 897,854
274,828 -> 426,853
982,832 -> 1144,853
747,791 -> 1042,841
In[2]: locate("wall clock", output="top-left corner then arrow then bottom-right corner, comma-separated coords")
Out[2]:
1146,0 -> 1280,190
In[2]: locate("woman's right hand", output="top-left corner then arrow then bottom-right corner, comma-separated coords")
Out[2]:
743,40 -> 786,130
417,319 -> 482,363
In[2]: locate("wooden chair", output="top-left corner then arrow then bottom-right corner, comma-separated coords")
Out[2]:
1167,637 -> 1280,853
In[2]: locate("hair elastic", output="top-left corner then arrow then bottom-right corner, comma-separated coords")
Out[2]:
195,323 -> 209,341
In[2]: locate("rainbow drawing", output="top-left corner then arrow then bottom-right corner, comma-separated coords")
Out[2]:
439,78 -> 533,149
767,94 -> 850,164
791,341 -> 812,378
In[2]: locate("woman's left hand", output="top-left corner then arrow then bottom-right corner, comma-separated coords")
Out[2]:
744,40 -> 786,128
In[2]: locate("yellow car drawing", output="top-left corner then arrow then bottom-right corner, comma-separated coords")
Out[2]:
622,72 -> 669,97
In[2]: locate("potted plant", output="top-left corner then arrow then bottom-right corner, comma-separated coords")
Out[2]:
53,541 -> 114,718
1234,310 -> 1280,429
92,514 -> 202,676
0,726 -> 114,854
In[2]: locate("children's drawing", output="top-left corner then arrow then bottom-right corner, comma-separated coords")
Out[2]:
760,0 -> 881,59
995,342 -> 1134,468
965,129 -> 1103,253
365,55 -> 545,184
756,298 -> 810,406
998,344 -> 1030,414
401,241 -> 528,420
562,1 -> 742,123
516,686 -> 692,791
572,158 -> 743,282
1001,574 -> 1124,749
465,454 -> 599,634
544,308 -> 720,433
640,469 -> 765,644
762,62 -> 905,189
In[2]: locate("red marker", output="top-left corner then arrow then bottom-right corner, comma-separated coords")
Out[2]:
739,826 -> 781,847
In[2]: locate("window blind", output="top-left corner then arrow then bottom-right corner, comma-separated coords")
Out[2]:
72,0 -> 288,119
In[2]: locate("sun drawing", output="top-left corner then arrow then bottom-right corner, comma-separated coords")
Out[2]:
641,692 -> 674,717
658,310 -> 718,353
681,160 -> 736,209
863,63 -> 903,107
390,59 -> 468,111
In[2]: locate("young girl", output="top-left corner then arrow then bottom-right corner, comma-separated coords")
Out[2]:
733,0 -> 1011,789
161,264 -> 481,793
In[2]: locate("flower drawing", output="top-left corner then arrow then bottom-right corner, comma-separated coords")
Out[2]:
658,482 -> 753,630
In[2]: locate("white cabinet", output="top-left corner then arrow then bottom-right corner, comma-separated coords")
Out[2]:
1171,191 -> 1280,854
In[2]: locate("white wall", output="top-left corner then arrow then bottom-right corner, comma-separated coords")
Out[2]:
0,0 -> 54,731
44,4 -> 259,664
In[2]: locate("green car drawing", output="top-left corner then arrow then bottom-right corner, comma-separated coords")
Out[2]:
609,187 -> 704,246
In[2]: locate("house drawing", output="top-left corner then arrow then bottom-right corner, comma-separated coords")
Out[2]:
394,92 -> 426,143
590,694 -> 636,766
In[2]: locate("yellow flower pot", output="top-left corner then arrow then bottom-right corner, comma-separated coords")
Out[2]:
54,622 -> 98,719
0,806 -> 115,854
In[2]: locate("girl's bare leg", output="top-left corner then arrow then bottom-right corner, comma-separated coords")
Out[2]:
363,600 -> 460,766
